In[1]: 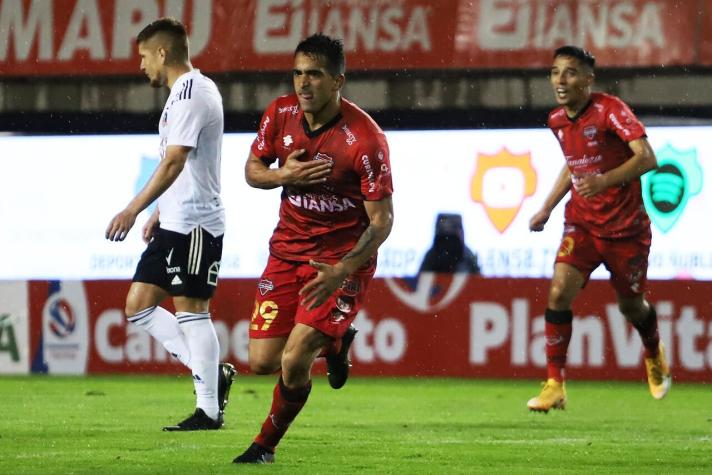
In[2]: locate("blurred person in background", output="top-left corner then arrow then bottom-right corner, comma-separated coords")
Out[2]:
105,17 -> 235,431
233,33 -> 393,464
418,213 -> 480,274
527,45 -> 669,413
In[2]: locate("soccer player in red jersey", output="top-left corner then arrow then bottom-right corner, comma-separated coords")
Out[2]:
232,34 -> 393,464
527,46 -> 671,412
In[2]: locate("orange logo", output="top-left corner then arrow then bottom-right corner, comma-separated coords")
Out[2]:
557,236 -> 575,257
471,148 -> 537,233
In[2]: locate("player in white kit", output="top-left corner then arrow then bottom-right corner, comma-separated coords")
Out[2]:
105,18 -> 235,431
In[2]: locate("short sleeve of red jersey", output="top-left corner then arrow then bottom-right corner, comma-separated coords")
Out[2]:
355,134 -> 393,200
250,100 -> 279,164
605,97 -> 646,143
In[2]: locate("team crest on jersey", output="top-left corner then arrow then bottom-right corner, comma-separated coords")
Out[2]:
258,279 -> 274,296
583,125 -> 597,140
314,152 -> 334,164
283,135 -> 293,147
471,148 -> 537,233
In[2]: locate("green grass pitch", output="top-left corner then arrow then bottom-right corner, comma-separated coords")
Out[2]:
0,375 -> 710,474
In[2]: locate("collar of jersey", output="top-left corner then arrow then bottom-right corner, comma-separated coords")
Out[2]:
566,98 -> 593,123
170,69 -> 199,93
301,112 -> 343,138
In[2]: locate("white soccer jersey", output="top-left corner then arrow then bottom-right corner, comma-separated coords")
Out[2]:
157,69 -> 225,236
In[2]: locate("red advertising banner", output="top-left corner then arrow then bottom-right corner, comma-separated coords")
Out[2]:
27,277 -> 712,382
698,0 -> 712,65
0,0 -> 705,76
452,0 -> 699,69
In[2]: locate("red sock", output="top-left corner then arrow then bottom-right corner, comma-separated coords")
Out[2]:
544,308 -> 573,382
254,376 -> 311,452
632,307 -> 660,359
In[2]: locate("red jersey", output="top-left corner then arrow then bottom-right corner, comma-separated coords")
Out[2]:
548,92 -> 650,238
251,94 -> 393,264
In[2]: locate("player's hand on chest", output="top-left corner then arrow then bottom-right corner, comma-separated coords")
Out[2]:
278,145 -> 352,186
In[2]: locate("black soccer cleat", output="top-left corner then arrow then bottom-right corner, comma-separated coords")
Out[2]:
326,325 -> 358,389
218,362 -> 236,412
162,408 -> 223,431
232,442 -> 275,464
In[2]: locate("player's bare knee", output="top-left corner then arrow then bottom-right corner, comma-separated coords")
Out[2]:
548,283 -> 572,310
249,359 -> 280,375
124,301 -> 143,319
280,349 -> 311,380
280,350 -> 299,374
247,350 -> 282,374
124,291 -> 157,318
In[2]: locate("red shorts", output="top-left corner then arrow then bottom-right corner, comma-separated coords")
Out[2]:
555,225 -> 651,297
249,255 -> 375,340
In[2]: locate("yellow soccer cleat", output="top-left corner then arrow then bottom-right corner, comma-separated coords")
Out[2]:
527,379 -> 567,413
645,342 -> 671,400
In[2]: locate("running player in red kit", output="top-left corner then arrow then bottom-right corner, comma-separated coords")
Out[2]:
527,46 -> 670,412
233,34 -> 393,464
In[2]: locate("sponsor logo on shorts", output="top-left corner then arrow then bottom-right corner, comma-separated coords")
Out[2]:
171,275 -> 183,286
627,256 -> 645,293
557,236 -> 575,257
336,296 -> 354,313
258,279 -> 274,296
166,248 -> 174,265
207,261 -> 220,287
341,278 -> 360,296
166,266 -> 181,274
329,310 -> 346,324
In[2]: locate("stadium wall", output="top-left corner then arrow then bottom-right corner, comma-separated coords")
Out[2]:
1,278 -> 711,382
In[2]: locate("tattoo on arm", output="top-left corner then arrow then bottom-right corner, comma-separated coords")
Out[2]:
343,226 -> 376,262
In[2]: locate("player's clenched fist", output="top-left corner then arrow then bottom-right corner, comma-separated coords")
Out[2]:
529,209 -> 551,232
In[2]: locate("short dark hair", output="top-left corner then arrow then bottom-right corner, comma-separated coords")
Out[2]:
136,17 -> 189,63
554,45 -> 595,69
295,33 -> 345,76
